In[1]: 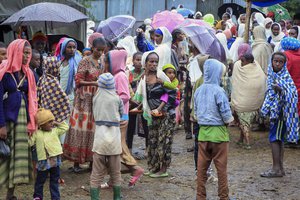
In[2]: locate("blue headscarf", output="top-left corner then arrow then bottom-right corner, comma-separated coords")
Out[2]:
60,38 -> 82,95
281,37 -> 300,51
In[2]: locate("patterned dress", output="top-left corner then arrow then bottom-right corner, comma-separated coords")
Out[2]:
63,56 -> 101,163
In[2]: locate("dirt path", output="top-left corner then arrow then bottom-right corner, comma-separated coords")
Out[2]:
1,127 -> 300,200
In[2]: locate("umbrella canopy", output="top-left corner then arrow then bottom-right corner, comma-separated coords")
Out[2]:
1,2 -> 88,28
180,24 -> 226,63
251,0 -> 287,7
176,19 -> 212,29
259,4 -> 291,21
176,8 -> 194,18
151,10 -> 185,33
96,15 -> 136,42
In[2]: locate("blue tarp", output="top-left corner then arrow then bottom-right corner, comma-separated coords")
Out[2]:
251,0 -> 287,7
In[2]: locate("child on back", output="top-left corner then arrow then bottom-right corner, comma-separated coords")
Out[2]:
194,59 -> 234,200
260,52 -> 299,178
90,73 -> 123,200
30,108 -> 68,200
158,63 -> 179,90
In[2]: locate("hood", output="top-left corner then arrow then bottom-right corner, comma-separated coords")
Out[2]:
108,49 -> 127,75
162,63 -> 176,72
203,59 -> 223,85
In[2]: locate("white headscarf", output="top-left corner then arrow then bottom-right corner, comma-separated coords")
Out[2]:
264,18 -> 273,38
117,36 -> 137,58
254,13 -> 266,27
216,33 -> 231,60
154,27 -> 172,71
270,23 -> 286,52
229,24 -> 245,62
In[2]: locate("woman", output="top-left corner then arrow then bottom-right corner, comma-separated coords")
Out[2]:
288,26 -> 300,40
264,17 -> 273,38
231,50 -> 266,149
216,32 -> 231,61
58,38 -> 82,106
0,39 -> 38,199
134,51 -> 176,178
64,37 -> 107,172
154,27 -> 172,70
252,25 -> 273,74
229,24 -> 246,62
267,23 -> 286,51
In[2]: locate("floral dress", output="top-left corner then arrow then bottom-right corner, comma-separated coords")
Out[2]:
63,56 -> 102,163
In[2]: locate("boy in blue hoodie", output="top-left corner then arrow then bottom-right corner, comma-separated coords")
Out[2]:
194,59 -> 234,200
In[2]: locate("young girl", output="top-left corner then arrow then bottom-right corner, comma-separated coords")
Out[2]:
30,108 -> 68,200
90,73 -> 123,200
260,52 -> 299,177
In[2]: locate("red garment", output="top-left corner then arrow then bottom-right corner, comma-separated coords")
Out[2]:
285,49 -> 300,115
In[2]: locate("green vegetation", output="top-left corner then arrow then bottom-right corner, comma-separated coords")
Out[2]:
281,0 -> 300,18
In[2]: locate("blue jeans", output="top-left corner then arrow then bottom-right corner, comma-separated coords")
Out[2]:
33,166 -> 60,200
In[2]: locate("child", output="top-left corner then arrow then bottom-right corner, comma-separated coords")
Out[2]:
30,108 -> 69,200
194,59 -> 234,200
90,73 -> 123,200
260,52 -> 299,177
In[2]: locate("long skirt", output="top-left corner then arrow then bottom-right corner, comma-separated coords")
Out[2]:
0,99 -> 32,188
147,114 -> 175,172
63,86 -> 96,164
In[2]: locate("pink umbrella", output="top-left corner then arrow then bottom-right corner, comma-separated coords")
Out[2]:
176,19 -> 213,31
151,10 -> 184,33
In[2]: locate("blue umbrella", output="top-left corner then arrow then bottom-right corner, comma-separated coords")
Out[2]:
251,0 -> 287,7
176,8 -> 194,18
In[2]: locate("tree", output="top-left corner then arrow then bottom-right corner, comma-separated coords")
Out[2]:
281,0 -> 300,18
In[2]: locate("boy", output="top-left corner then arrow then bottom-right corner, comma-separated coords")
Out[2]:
30,108 -> 68,200
90,73 -> 123,200
194,59 -> 234,200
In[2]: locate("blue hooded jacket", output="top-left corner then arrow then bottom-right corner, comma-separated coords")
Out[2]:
194,59 -> 233,126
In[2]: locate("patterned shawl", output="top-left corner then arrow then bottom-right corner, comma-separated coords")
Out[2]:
37,56 -> 71,123
261,63 -> 299,143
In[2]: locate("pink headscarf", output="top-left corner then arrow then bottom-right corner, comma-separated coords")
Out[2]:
238,43 -> 252,60
0,39 -> 37,134
88,32 -> 104,48
54,37 -> 66,58
223,29 -> 232,40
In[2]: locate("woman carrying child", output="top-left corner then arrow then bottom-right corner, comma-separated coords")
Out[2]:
134,51 -> 177,178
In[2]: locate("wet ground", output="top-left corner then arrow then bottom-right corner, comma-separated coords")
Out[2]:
1,126 -> 300,200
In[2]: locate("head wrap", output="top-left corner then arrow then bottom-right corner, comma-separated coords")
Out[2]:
36,108 -> 55,126
59,38 -> 82,95
88,32 -> 104,48
38,56 -> 70,123
264,18 -> 273,28
32,31 -> 47,42
98,72 -> 115,90
162,63 -> 176,72
230,26 -> 237,37
281,37 -> 300,51
238,43 -> 252,60
215,20 -> 224,30
155,29 -> 163,36
223,29 -> 232,39
203,14 -> 214,26
82,48 -> 91,53
0,39 -> 37,133
117,36 -> 137,57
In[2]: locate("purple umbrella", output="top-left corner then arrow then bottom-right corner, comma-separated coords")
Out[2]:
96,15 -> 136,42
176,19 -> 214,32
180,24 -> 226,63
151,10 -> 184,33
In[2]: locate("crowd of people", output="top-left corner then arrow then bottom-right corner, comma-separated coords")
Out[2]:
0,5 -> 300,200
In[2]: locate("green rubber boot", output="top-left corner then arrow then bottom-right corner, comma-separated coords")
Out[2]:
90,187 -> 100,200
113,186 -> 121,200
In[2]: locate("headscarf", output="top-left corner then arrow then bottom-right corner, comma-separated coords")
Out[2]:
117,36 -> 137,58
261,59 -> 299,143
32,31 -> 47,42
203,14 -> 214,26
281,37 -> 300,51
252,25 -> 273,74
108,49 -> 127,75
238,43 -> 252,60
229,24 -> 246,62
290,26 -> 300,40
59,38 -> 82,95
37,56 -> 70,123
54,37 -> 66,58
216,33 -> 231,60
223,29 -> 232,40
254,13 -> 265,27
237,14 -> 246,25
0,39 -> 37,133
264,17 -> 273,38
215,20 -> 224,30
88,32 -> 103,48
154,27 -> 172,70
270,23 -> 286,43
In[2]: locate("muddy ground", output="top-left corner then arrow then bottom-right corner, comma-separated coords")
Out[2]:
1,126 -> 300,200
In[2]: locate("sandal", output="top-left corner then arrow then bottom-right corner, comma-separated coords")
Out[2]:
129,167 -> 144,186
73,166 -> 84,173
149,172 -> 169,178
260,169 -> 283,178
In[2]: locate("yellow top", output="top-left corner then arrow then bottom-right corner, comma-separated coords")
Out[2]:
29,121 -> 68,161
